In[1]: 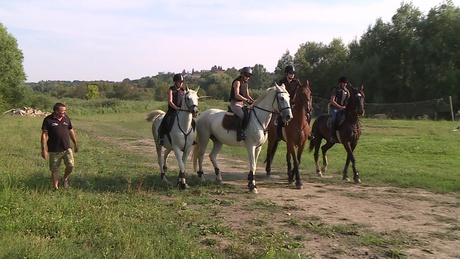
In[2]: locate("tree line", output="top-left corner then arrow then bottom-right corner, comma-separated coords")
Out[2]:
1,1 -> 459,113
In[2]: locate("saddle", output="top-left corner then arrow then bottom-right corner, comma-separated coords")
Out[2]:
222,106 -> 250,131
327,112 -> 346,128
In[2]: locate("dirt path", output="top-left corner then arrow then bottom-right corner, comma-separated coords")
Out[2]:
113,136 -> 460,258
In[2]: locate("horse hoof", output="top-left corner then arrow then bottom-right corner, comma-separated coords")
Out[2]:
178,183 -> 189,190
296,183 -> 304,189
354,178 -> 361,184
250,188 -> 258,194
316,172 -> 323,177
343,177 -> 350,182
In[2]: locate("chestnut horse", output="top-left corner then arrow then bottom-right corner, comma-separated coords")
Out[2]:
308,85 -> 365,183
264,82 -> 312,189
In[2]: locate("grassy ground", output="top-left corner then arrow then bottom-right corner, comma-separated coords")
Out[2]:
1,108 -> 459,258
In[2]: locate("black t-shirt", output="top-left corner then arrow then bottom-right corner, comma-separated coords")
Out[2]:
41,114 -> 73,152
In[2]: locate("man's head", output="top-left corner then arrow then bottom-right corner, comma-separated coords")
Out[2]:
53,103 -> 66,118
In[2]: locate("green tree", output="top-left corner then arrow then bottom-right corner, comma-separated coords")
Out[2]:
274,50 -> 294,79
250,64 -> 273,89
0,22 -> 26,110
85,84 -> 100,100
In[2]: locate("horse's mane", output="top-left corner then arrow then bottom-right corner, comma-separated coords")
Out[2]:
253,85 -> 278,106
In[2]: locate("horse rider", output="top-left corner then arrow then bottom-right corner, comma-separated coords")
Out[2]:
329,76 -> 350,143
158,73 -> 186,146
278,65 -> 314,140
229,67 -> 255,141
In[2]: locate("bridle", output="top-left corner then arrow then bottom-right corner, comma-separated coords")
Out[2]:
251,87 -> 291,134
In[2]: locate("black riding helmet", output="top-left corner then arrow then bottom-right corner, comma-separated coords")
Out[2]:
241,67 -> 253,75
173,74 -> 184,82
284,65 -> 295,74
338,76 -> 348,83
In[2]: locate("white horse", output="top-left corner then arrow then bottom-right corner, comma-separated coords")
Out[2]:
192,83 -> 292,193
146,86 -> 199,189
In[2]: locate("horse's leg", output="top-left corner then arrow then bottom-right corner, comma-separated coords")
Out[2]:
265,138 -> 279,177
209,140 -> 224,184
312,138 -> 323,177
196,135 -> 210,183
294,142 -> 307,189
163,149 -> 170,172
342,141 -> 361,183
247,145 -> 259,194
321,142 -> 335,174
157,143 -> 169,183
286,145 -> 295,184
172,147 -> 188,189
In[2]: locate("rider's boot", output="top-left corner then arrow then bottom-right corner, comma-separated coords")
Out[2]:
158,125 -> 165,146
330,123 -> 337,143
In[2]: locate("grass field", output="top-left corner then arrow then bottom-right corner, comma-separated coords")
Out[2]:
1,106 -> 459,258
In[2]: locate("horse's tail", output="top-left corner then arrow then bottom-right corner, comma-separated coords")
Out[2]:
146,110 -> 165,122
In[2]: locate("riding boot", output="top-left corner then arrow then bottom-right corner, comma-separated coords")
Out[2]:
330,124 -> 337,143
158,125 -> 165,146
237,117 -> 245,141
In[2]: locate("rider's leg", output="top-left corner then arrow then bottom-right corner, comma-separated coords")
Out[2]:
237,116 -> 245,141
330,111 -> 337,143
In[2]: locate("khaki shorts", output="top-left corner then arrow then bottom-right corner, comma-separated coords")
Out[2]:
49,148 -> 74,172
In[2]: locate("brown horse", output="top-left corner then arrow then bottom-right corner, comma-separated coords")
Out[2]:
265,82 -> 312,189
308,85 -> 365,183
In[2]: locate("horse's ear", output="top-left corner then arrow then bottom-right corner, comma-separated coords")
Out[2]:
196,86 -> 200,93
185,85 -> 189,91
360,85 -> 364,91
275,81 -> 279,87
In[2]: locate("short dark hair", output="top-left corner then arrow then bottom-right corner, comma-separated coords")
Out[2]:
53,103 -> 66,112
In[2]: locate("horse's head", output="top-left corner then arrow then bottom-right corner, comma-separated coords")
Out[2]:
294,83 -> 312,113
183,86 -> 199,117
347,84 -> 365,117
275,83 -> 293,123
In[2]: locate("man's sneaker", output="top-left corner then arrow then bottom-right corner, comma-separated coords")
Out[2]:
63,179 -> 69,189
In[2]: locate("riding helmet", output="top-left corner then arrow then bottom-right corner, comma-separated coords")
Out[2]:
338,76 -> 348,83
173,74 -> 184,82
241,67 -> 253,75
284,65 -> 295,74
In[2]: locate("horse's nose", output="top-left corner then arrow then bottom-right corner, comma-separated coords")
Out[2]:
284,114 -> 292,123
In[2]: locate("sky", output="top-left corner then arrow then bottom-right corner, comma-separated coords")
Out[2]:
0,0 -> 457,82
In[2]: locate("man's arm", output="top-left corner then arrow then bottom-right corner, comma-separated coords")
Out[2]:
41,131 -> 48,159
69,129 -> 79,153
